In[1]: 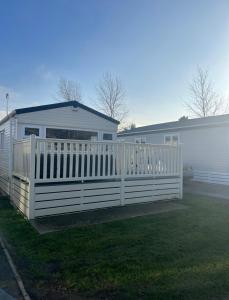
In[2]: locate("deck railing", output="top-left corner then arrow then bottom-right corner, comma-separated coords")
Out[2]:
12,140 -> 31,181
12,135 -> 182,183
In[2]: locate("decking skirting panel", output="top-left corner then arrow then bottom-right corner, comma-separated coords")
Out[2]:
34,181 -> 122,217
33,177 -> 181,218
193,170 -> 229,185
124,178 -> 180,205
11,176 -> 29,217
0,175 -> 10,195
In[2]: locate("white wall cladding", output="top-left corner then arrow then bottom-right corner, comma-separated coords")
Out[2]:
119,132 -> 164,144
0,119 -> 16,194
180,126 -> 229,173
33,177 -> 181,218
16,106 -> 117,134
193,170 -> 229,185
11,176 -> 29,217
0,145 -> 10,194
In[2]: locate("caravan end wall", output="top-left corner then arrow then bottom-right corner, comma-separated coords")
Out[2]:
0,118 -> 16,194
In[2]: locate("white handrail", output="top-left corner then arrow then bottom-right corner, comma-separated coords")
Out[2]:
35,137 -> 179,147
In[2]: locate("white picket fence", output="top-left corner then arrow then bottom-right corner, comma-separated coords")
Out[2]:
11,135 -> 183,219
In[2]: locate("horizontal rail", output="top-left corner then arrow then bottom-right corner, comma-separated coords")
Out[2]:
35,137 -> 179,148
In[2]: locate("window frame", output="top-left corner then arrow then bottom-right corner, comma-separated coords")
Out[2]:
22,125 -> 41,138
0,130 -> 5,149
103,133 -> 113,141
164,133 -> 180,145
45,127 -> 99,141
135,136 -> 146,144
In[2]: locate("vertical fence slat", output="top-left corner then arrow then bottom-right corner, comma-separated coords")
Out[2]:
92,143 -> 96,178
151,146 -> 154,176
81,143 -> 85,179
133,144 -> 136,175
86,143 -> 90,178
137,145 -> 140,174
113,143 -> 118,176
107,144 -> 111,176
69,142 -> 73,178
43,141 -> 47,180
97,143 -> 101,177
102,144 -> 106,177
36,141 -> 40,179
63,143 -> 67,179
49,142 -> 54,179
149,145 -> 152,174
56,142 -> 61,179
75,143 -> 79,178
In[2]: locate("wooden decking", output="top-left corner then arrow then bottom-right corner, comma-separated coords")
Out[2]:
10,136 -> 183,219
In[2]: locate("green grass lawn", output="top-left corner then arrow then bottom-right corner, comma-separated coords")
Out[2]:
1,194 -> 229,299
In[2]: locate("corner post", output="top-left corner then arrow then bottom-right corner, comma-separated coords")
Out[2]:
28,134 -> 36,219
179,143 -> 183,199
120,142 -> 126,206
9,119 -> 14,198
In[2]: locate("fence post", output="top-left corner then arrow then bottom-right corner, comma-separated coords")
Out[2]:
9,144 -> 15,199
179,144 -> 183,199
120,142 -> 126,206
28,135 -> 36,219
9,119 -> 14,198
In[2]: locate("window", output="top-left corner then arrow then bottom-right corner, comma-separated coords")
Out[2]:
46,128 -> 98,140
165,136 -> 171,144
164,134 -> 179,145
0,130 -> 4,149
24,127 -> 40,136
103,133 -> 113,141
135,137 -> 146,144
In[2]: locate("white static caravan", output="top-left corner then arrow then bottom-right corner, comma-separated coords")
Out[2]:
118,114 -> 229,185
0,101 -> 182,219
0,101 -> 119,195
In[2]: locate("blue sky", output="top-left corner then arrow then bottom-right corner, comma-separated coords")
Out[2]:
1,0 -> 229,125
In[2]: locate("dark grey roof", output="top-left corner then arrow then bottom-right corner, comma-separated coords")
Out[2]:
0,101 -> 120,126
118,114 -> 229,136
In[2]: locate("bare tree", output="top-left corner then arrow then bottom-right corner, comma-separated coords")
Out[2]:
57,78 -> 82,102
186,67 -> 224,117
178,116 -> 188,121
96,72 -> 128,123
122,122 -> 136,131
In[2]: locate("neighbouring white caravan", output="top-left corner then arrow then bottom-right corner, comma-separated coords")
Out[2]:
0,101 -> 182,219
118,114 -> 229,185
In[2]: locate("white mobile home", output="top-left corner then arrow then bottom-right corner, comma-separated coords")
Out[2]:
0,101 -> 182,219
118,114 -> 229,185
0,101 -> 119,195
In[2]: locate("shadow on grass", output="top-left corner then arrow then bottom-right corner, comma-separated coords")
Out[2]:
1,195 -> 229,299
